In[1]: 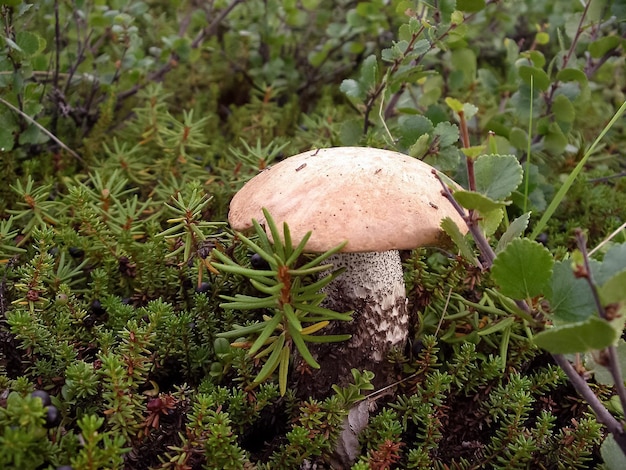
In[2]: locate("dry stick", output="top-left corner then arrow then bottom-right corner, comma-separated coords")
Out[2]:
0,97 -> 84,163
433,173 -> 626,455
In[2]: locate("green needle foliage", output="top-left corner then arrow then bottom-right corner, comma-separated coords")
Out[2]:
212,209 -> 352,395
1,0 -> 625,467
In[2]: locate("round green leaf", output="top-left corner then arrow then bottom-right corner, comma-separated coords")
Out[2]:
588,36 -> 620,59
556,68 -> 588,87
533,316 -> 619,354
547,261 -> 596,323
491,238 -> 554,299
340,79 -> 364,99
474,154 -> 523,201
552,95 -> 575,123
518,65 -> 550,91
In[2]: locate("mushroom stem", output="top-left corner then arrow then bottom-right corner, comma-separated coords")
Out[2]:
296,250 -> 409,397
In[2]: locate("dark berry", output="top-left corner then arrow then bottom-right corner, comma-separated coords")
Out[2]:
44,405 -> 60,428
195,282 -> 211,294
31,390 -> 51,406
250,253 -> 270,270
56,466 -> 73,470
68,247 -> 84,258
82,315 -> 96,328
90,300 -> 106,317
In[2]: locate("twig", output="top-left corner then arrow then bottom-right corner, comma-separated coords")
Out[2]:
553,353 -> 626,453
0,97 -> 84,163
575,229 -> 626,421
589,219 -> 626,257
432,170 -> 495,268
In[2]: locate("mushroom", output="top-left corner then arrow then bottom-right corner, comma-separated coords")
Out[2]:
228,147 -> 467,398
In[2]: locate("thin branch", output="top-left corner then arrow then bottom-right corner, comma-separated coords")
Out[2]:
0,97 -> 84,163
589,219 -> 626,257
552,353 -> 626,453
575,229 -> 626,422
575,229 -> 605,319
432,170 -> 495,268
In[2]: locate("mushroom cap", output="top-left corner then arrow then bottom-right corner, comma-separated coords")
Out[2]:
228,147 -> 467,253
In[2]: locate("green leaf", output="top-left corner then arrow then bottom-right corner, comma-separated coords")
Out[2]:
479,207 -> 503,237
547,261 -> 596,323
599,271 -> 626,305
588,36 -> 620,59
302,334 -> 352,343
445,97 -> 464,113
398,115 -> 433,148
433,121 -> 459,147
477,316 -> 515,336
441,217 -> 478,265
278,344 -> 290,396
533,316 -> 619,354
491,238 -> 554,299
248,312 -> 283,356
340,79 -> 364,99
535,32 -> 549,46
593,243 -> 626,285
518,65 -> 550,91
552,94 -> 575,123
585,340 -> 626,385
457,0 -> 485,11
542,122 -> 568,154
556,68 -> 588,87
339,119 -> 362,146
359,54 -> 378,92
216,321 -> 268,339
474,154 -> 523,201
288,321 -> 320,369
601,435 -> 626,470
253,333 -> 286,384
16,31 -> 45,56
495,212 -> 530,253
283,303 -> 302,332
453,190 -> 506,212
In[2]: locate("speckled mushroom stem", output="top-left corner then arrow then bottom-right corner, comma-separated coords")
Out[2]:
295,250 -> 409,398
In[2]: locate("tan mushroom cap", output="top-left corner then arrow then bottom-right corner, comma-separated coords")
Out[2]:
228,147 -> 467,253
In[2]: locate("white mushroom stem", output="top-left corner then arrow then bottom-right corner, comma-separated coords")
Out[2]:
296,250 -> 409,399
322,250 -> 408,361
304,250 -> 409,469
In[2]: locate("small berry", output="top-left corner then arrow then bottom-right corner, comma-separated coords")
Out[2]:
90,300 -> 106,317
56,466 -> 73,470
250,253 -> 270,270
68,247 -> 85,258
31,390 -> 51,406
55,293 -> 69,305
44,405 -> 60,428
195,282 -> 211,294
